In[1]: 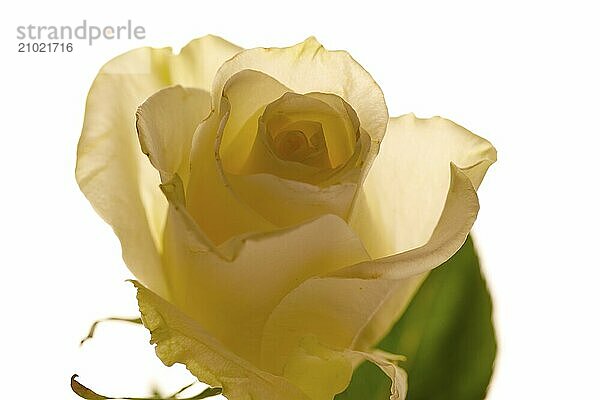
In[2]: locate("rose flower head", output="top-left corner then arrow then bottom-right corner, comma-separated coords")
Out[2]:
76,36 -> 496,400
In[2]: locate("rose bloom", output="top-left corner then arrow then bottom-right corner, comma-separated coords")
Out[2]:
76,36 -> 496,400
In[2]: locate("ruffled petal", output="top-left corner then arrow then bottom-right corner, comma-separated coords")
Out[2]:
76,36 -> 242,297
133,281 -> 311,400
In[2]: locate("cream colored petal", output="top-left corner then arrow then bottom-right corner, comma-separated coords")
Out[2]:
215,71 -> 327,184
169,35 -> 243,90
227,173 -> 356,227
260,164 -> 483,369
186,101 -> 276,245
315,118 -> 496,353
335,164 -> 480,280
257,92 -> 360,169
349,274 -> 427,352
283,336 -> 353,400
260,275 -> 419,376
212,37 -> 388,142
76,36 -> 242,298
268,165 -> 479,360
350,114 -> 496,258
279,336 -> 408,400
209,67 -> 369,237
237,92 -> 368,187
133,281 -> 311,400
218,70 -> 290,173
136,85 -> 211,184
161,207 -> 370,366
77,46 -> 171,297
186,73 -> 366,244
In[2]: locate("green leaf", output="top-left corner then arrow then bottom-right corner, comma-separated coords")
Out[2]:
336,236 -> 496,400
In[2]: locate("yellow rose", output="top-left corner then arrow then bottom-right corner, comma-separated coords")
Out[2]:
76,35 -> 496,400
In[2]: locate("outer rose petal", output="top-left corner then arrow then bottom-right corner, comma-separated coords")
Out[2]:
161,204 -> 370,366
335,164 -> 482,280
76,36 -> 242,298
262,161 -> 492,374
133,281 -> 312,400
261,277 -> 415,375
282,336 -> 354,400
327,115 -> 495,353
281,337 -> 409,400
350,113 -> 497,258
211,37 -> 388,143
275,166 -> 477,355
136,85 -> 211,185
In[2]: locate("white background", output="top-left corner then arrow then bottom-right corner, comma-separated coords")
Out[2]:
1,0 -> 599,398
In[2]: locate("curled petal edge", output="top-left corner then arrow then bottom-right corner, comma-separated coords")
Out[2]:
347,350 -> 409,400
329,163 -> 480,280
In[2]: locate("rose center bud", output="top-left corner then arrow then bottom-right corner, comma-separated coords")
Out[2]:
209,88 -> 369,231
255,92 -> 362,181
269,121 -> 327,166
272,129 -> 311,160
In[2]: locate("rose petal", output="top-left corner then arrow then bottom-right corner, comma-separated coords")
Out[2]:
260,274 -> 421,375
186,76 -> 366,244
206,70 -> 367,230
347,274 -> 427,353
227,173 -> 356,227
161,207 -> 370,365
256,92 -> 360,170
260,163 -> 487,370
315,117 -> 496,353
333,163 -> 480,280
136,85 -> 211,184
233,92 -> 367,185
211,37 -> 388,143
282,336 -> 353,400
133,281 -> 312,400
350,114 -> 497,258
170,36 -> 243,91
76,36 -> 242,297
273,164 -> 481,359
186,100 -> 277,245
277,336 -> 408,400
218,69 -> 290,173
